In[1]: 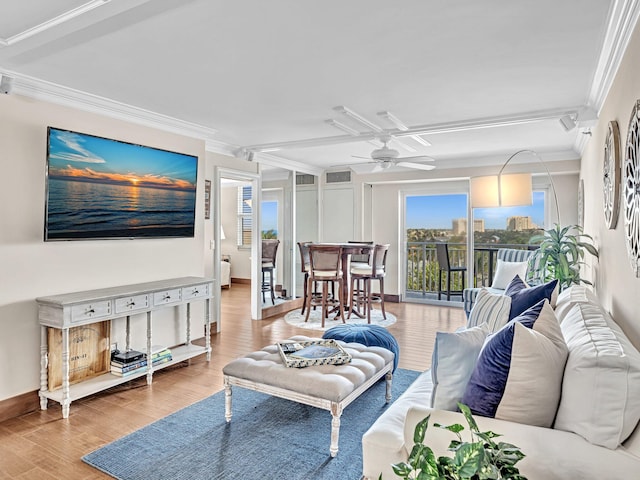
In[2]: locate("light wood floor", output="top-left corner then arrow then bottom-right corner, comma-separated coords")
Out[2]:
0,284 -> 465,479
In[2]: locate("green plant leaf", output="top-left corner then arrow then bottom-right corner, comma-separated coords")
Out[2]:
458,403 -> 479,432
434,422 -> 465,435
414,415 -> 431,444
454,442 -> 484,477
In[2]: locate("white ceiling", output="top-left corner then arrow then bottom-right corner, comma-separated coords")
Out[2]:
1,0 -> 637,174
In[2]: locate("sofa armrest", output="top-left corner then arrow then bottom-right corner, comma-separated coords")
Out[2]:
462,288 -> 480,317
403,406 -> 640,480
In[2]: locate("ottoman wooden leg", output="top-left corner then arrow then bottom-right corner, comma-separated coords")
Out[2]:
224,377 -> 233,422
385,371 -> 393,403
330,403 -> 343,457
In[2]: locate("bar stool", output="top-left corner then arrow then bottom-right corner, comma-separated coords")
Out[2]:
261,239 -> 280,305
349,244 -> 389,323
297,241 -> 323,315
305,244 -> 345,327
436,242 -> 466,300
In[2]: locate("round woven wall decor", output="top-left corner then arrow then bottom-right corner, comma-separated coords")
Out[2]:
624,100 -> 640,277
603,120 -> 621,229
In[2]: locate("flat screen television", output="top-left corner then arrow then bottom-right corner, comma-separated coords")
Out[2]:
45,127 -> 198,241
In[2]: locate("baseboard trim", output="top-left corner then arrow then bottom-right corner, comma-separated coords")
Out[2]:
385,294 -> 400,303
231,277 -> 250,285
0,390 -> 40,423
262,297 -> 304,319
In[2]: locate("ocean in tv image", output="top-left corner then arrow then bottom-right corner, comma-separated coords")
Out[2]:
45,128 -> 197,240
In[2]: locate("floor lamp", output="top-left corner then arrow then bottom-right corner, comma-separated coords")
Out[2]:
469,149 -> 561,225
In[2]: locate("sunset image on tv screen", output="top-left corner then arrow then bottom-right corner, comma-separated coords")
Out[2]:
45,127 -> 198,240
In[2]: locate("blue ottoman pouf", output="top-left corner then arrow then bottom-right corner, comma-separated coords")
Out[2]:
323,324 -> 400,372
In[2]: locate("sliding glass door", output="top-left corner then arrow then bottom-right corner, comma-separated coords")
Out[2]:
404,191 -> 468,303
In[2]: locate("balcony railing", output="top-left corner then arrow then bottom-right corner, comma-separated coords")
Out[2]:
406,242 -> 537,299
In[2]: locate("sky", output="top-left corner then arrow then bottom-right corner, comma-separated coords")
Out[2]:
47,128 -> 197,191
406,191 -> 545,230
262,201 -> 278,231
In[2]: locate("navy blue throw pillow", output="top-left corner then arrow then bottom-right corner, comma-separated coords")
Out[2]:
461,299 -> 546,418
505,275 -> 557,320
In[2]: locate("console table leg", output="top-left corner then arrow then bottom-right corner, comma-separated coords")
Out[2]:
146,312 -> 153,385
385,370 -> 393,403
205,298 -> 211,361
330,403 -> 343,457
224,378 -> 232,422
39,326 -> 48,410
186,303 -> 191,345
61,328 -> 70,418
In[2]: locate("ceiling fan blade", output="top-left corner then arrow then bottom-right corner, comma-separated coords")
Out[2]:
399,155 -> 435,162
351,155 -> 371,159
396,161 -> 436,171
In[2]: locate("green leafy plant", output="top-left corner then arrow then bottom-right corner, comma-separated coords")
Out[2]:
388,403 -> 527,480
529,224 -> 599,291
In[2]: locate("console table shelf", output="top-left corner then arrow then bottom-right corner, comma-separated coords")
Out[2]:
36,276 -> 213,418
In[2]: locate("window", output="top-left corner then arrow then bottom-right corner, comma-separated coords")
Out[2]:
262,200 -> 278,239
237,185 -> 252,248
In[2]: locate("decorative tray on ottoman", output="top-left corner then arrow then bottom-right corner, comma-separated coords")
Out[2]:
277,339 -> 352,368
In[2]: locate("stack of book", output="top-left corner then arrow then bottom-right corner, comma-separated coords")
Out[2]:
110,346 -> 173,377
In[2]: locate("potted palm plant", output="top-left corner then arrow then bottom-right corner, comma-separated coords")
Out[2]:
529,224 -> 599,291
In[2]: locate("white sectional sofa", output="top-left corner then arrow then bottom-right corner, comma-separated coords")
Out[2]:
362,285 -> 640,480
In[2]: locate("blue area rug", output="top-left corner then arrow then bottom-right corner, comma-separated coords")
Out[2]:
83,368 -> 420,480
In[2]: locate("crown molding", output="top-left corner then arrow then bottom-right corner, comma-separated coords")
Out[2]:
589,0 -> 640,111
2,68 -> 219,142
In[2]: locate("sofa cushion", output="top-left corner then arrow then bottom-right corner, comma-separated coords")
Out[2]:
462,300 -> 568,427
431,324 -> 489,411
466,288 -> 511,331
554,284 -> 592,322
505,275 -> 558,320
361,370 -> 433,480
554,302 -> 640,449
491,259 -> 528,289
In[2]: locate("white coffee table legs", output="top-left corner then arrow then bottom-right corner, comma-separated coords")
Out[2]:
330,403 -> 343,457
222,362 -> 393,457
224,378 -> 233,422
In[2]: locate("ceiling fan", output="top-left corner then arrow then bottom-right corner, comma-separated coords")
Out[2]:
351,135 -> 436,173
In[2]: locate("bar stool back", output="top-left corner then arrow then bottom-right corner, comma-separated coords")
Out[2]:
261,239 -> 280,304
349,244 -> 389,323
305,244 -> 345,327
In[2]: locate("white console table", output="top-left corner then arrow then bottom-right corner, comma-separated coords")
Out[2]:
36,276 -> 213,418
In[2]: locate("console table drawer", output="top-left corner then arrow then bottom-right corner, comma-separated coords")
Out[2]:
153,289 -> 182,306
182,283 -> 210,301
71,301 -> 112,323
114,294 -> 149,314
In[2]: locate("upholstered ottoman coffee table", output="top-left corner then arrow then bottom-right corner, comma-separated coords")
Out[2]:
222,335 -> 394,457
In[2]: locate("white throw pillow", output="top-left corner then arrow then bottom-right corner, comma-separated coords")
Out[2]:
467,288 -> 511,332
491,259 -> 528,289
431,324 -> 490,411
495,301 -> 568,427
554,302 -> 640,449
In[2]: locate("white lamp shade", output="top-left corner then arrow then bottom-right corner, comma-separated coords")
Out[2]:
470,173 -> 533,208
470,175 -> 499,208
499,173 -> 533,207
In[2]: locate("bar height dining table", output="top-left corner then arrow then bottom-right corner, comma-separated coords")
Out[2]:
308,242 -> 374,319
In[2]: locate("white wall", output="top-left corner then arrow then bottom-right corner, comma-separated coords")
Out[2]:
0,94 -> 208,401
580,18 -> 640,347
